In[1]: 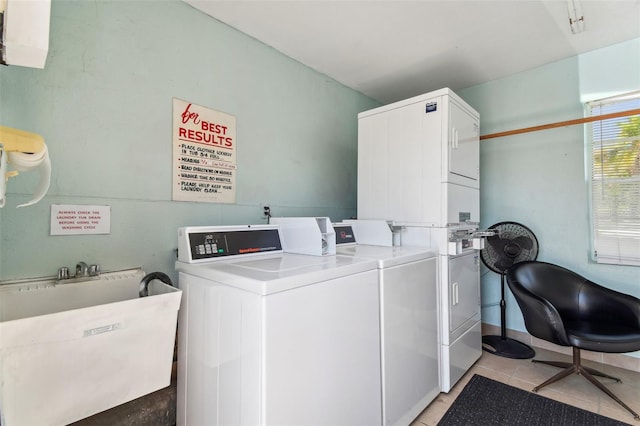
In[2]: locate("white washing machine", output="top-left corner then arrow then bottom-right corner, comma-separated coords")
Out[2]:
175,225 -> 382,426
335,220 -> 440,426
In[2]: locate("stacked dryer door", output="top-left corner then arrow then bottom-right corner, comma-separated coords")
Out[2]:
336,237 -> 439,426
175,225 -> 382,426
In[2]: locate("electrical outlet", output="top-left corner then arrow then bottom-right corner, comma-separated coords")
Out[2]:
260,202 -> 271,219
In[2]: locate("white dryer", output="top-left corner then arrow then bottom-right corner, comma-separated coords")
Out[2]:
175,225 -> 382,426
335,220 -> 439,426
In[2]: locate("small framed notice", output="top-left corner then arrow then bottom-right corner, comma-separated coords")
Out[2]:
50,204 -> 111,235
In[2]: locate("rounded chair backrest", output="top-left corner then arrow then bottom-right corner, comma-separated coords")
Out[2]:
508,260 -> 640,351
506,261 -> 586,321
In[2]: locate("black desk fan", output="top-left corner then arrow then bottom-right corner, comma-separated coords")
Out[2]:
480,221 -> 538,359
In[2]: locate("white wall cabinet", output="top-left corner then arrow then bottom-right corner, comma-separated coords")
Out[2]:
357,88 -> 480,227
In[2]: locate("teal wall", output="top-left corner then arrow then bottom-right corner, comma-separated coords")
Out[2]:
0,0 -> 379,280
460,38 -> 640,347
1,1 -> 638,356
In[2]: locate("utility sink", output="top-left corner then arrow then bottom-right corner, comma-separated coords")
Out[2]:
0,268 -> 181,426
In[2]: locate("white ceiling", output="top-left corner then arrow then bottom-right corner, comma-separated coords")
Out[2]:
184,0 -> 640,104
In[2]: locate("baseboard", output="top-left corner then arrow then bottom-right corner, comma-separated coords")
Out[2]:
481,323 -> 640,373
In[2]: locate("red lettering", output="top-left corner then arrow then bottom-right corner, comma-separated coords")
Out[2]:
181,103 -> 200,125
200,121 -> 229,135
179,126 -> 234,148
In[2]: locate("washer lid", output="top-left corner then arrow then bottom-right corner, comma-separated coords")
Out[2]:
176,253 -> 377,295
336,245 -> 437,268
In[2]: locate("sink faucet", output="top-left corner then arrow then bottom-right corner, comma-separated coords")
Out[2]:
57,261 -> 101,280
76,261 -> 89,277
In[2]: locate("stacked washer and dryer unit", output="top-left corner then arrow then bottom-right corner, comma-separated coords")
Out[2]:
357,87 -> 483,393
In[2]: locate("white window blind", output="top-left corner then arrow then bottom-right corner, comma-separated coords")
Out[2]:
588,92 -> 640,266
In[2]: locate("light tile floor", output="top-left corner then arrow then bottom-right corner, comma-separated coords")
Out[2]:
411,347 -> 640,425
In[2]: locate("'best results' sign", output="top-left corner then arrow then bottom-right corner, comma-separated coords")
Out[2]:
172,98 -> 237,203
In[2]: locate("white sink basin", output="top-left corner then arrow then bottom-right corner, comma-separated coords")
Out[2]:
0,268 -> 182,426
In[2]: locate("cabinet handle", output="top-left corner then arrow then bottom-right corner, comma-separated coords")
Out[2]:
452,282 -> 459,305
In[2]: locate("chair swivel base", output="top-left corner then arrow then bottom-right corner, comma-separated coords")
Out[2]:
532,359 -> 622,383
532,347 -> 639,420
482,335 -> 536,359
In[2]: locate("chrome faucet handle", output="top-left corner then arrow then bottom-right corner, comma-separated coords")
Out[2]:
57,267 -> 70,280
88,264 -> 100,276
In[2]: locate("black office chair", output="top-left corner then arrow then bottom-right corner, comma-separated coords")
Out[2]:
506,261 -> 640,420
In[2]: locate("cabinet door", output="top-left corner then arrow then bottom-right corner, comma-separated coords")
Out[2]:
448,100 -> 479,182
448,251 -> 480,333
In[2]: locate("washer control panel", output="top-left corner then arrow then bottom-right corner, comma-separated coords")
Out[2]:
178,225 -> 283,263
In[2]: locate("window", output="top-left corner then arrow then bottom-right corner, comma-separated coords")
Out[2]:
587,92 -> 640,266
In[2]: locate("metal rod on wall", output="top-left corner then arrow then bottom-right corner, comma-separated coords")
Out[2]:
480,108 -> 640,141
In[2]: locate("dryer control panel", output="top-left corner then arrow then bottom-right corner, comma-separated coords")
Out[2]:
178,225 -> 283,263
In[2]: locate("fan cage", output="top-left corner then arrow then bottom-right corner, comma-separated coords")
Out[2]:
480,221 -> 539,274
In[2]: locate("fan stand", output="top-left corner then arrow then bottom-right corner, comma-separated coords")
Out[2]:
482,271 -> 535,359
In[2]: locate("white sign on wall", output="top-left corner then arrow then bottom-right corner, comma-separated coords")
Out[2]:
172,98 -> 237,203
50,204 -> 111,235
